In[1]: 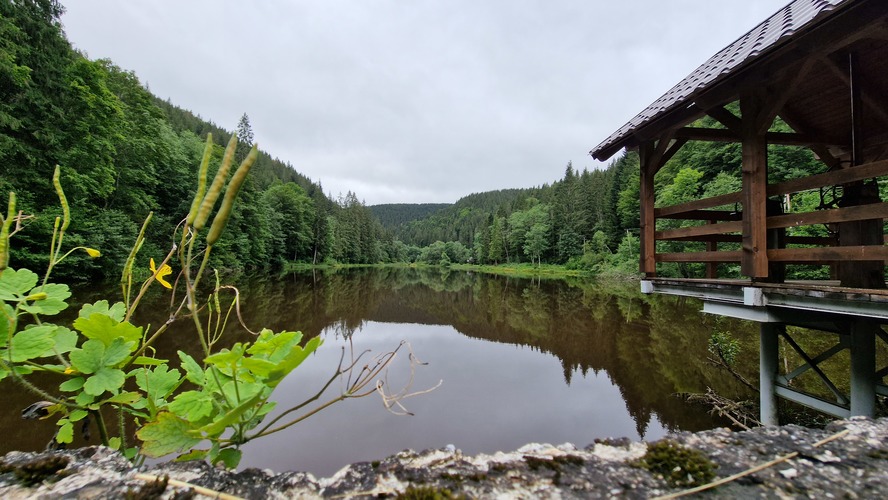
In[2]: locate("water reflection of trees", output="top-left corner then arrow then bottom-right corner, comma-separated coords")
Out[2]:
304,268 -> 758,435
0,267 -> 760,455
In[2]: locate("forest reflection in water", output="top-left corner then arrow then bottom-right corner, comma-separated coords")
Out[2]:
0,267 -> 759,476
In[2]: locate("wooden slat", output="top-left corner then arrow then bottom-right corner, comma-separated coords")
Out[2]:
656,192 -> 742,218
656,251 -> 742,263
656,221 -> 742,240
657,234 -> 834,245
768,245 -> 888,263
767,159 -> 888,197
767,202 -> 888,228
656,209 -> 741,221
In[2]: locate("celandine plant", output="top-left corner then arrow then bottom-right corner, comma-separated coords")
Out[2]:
0,134 -> 434,468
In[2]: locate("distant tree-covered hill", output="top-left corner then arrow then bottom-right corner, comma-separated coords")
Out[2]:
370,203 -> 450,231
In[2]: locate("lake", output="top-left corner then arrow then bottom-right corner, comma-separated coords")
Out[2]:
0,267 -> 760,476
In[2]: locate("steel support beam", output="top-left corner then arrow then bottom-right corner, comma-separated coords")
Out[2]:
850,321 -> 877,416
760,323 -> 780,425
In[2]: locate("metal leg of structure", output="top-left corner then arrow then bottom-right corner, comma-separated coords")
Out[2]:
760,323 -> 780,425
850,320 -> 877,417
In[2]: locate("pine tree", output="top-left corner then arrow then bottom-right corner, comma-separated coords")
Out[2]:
235,112 -> 254,162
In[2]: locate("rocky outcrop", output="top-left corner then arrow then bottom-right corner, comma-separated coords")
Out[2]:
2,417 -> 887,499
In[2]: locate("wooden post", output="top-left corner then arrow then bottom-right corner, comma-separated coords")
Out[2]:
836,52 -> 885,288
639,142 -> 656,276
741,95 -> 770,279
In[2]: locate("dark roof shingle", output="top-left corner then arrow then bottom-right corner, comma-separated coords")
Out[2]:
591,0 -> 850,160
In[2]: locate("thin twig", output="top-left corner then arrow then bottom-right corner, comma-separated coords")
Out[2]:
133,473 -> 245,500
652,428 -> 851,499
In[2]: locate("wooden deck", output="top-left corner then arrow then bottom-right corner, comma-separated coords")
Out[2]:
642,277 -> 888,323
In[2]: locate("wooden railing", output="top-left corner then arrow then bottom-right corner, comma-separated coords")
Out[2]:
648,158 -> 888,279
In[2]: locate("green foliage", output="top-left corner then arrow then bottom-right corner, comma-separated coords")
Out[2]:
708,330 -> 740,366
0,137 -> 422,469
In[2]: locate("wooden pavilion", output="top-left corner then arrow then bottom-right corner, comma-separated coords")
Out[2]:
590,0 -> 888,423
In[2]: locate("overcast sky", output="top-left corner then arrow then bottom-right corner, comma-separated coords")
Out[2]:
61,1 -> 789,205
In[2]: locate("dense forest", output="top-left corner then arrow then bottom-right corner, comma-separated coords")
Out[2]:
3,0 -> 848,281
0,0 -> 390,280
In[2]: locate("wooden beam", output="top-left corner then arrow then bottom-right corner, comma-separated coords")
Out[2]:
741,94 -> 770,278
656,209 -> 741,221
672,127 -> 844,147
706,106 -> 742,133
656,192 -> 742,217
767,201 -> 888,229
639,141 -> 657,276
767,158 -> 888,197
769,245 -> 888,263
655,233 -> 834,245
656,221 -> 743,241
656,251 -> 742,263
755,57 -> 816,134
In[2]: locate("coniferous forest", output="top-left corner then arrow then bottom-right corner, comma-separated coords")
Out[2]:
2,0 -> 834,281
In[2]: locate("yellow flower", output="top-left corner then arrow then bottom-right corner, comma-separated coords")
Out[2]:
149,258 -> 173,289
84,247 -> 101,258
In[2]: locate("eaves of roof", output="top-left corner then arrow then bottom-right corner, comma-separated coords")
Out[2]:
590,0 -> 852,161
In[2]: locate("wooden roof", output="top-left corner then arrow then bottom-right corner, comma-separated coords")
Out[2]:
590,0 -> 888,164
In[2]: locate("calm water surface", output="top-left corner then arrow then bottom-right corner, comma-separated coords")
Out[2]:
0,268 -> 758,476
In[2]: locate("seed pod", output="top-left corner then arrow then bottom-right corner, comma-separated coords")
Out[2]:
52,166 -> 70,232
0,192 -> 15,271
185,134 -> 214,227
206,144 -> 258,246
193,135 -> 238,231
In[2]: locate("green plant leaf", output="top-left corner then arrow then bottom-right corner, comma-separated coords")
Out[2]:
265,336 -> 322,388
83,367 -> 126,396
68,409 -> 89,422
78,300 -> 126,322
241,358 -> 276,378
8,326 -> 56,362
214,448 -> 242,469
47,326 -> 78,355
221,380 -> 264,407
59,377 -> 85,392
74,391 -> 95,407
204,343 -> 246,371
69,339 -> 103,374
104,391 -> 142,405
169,391 -> 214,422
69,338 -> 134,375
0,268 -> 39,300
73,313 -> 142,347
103,337 -> 135,366
19,283 -> 70,315
137,412 -> 202,458
135,364 -> 182,404
56,419 -> 74,444
178,351 -> 205,385
175,449 -> 209,462
247,330 -> 302,363
0,304 -> 14,348
196,392 -> 263,438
